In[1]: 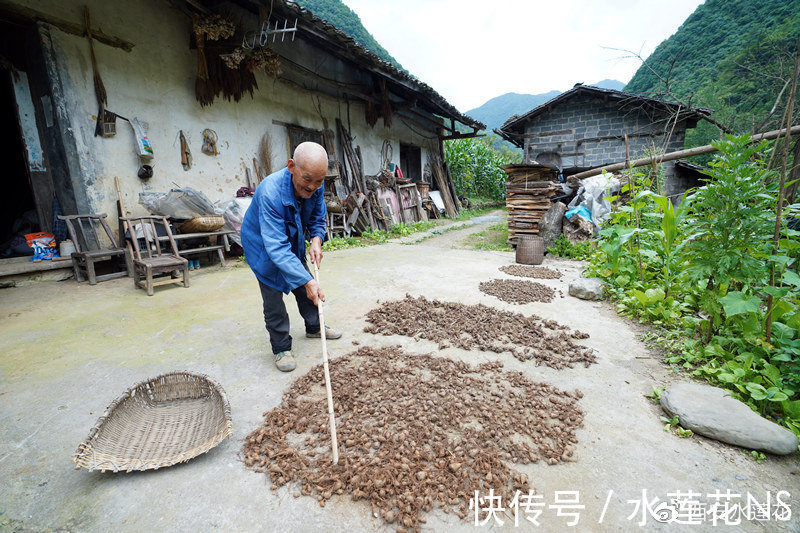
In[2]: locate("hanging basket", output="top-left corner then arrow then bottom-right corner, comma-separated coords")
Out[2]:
516,235 -> 544,265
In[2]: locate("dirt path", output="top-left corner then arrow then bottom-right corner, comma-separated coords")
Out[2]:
0,227 -> 798,532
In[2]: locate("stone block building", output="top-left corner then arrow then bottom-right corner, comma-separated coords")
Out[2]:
496,84 -> 711,199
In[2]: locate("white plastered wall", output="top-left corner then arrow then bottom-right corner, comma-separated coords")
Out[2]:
14,0 -> 442,230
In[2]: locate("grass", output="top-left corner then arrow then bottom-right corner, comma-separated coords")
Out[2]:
454,205 -> 505,221
469,222 -> 512,251
321,221 -> 442,252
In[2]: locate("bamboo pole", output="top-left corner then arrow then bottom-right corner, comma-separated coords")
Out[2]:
312,261 -> 339,465
569,124 -> 800,182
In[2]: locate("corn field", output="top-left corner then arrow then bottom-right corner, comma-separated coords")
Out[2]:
443,135 -> 521,201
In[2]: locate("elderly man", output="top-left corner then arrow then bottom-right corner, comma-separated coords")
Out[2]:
241,141 -> 341,372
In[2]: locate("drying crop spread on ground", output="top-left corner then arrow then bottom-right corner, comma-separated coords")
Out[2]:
364,295 -> 595,368
500,265 -> 563,279
242,346 -> 584,532
479,279 -> 556,304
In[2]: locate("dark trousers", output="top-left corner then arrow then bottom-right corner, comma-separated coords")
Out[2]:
258,279 -> 320,354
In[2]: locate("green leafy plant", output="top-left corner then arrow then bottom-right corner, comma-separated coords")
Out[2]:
742,450 -> 767,464
646,386 -> 665,403
546,235 -> 595,260
444,135 -> 521,201
660,415 -> 694,438
584,135 -> 800,448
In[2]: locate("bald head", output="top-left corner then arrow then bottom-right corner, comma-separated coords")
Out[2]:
288,142 -> 328,199
293,142 -> 328,169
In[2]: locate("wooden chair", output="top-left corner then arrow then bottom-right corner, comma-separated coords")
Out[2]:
121,216 -> 189,296
57,213 -> 132,285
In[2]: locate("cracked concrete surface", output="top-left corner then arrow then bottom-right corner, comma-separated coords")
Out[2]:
1,221 -> 798,532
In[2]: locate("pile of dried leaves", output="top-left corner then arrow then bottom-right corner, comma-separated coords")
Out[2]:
365,295 -> 595,368
243,346 -> 584,532
500,265 -> 562,279
480,279 -> 555,304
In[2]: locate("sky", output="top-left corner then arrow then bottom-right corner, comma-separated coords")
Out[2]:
341,0 -> 704,112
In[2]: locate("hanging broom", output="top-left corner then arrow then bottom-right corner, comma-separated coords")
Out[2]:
84,7 -> 107,111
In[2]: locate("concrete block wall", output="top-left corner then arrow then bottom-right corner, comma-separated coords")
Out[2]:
523,94 -> 690,180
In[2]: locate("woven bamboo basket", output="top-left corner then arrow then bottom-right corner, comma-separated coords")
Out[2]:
179,215 -> 225,233
516,235 -> 544,265
72,371 -> 233,472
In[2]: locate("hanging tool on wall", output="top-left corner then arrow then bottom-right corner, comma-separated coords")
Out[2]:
201,128 -> 218,155
85,7 -> 106,111
180,130 -> 192,170
253,157 -> 262,183
85,7 -> 112,138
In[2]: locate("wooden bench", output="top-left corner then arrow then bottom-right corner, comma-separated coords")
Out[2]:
157,229 -> 235,266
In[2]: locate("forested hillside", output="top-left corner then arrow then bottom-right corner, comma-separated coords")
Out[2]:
293,0 -> 403,70
625,0 -> 800,146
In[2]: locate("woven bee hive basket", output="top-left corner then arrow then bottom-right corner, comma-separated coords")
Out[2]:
72,371 -> 233,472
179,215 -> 225,233
516,235 -> 545,265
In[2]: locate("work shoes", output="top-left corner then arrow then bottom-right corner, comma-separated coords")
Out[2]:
306,325 -> 343,339
274,350 -> 296,372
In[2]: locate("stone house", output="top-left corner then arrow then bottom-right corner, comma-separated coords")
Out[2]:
0,0 -> 481,266
495,83 -> 711,199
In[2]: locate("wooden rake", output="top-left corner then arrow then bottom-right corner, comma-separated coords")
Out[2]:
313,261 -> 339,465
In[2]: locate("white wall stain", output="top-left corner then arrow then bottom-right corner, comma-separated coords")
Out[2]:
12,72 -> 46,172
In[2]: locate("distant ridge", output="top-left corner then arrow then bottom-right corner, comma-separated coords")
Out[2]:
466,80 -> 626,132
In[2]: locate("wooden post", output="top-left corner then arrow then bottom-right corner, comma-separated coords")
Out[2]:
570,124 -> 800,182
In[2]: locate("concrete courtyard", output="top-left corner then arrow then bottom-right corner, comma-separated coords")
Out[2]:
1,223 -> 798,532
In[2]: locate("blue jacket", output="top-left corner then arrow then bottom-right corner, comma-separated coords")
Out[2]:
241,167 -> 327,293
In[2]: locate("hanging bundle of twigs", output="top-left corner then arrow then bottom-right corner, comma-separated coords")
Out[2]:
193,14 -> 213,106
84,7 -> 107,110
193,13 -> 235,41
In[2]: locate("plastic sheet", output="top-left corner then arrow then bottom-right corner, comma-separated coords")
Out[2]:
139,187 -> 219,220
214,197 -> 251,246
567,172 -> 620,226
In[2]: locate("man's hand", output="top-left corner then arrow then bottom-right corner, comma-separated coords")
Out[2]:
308,236 -> 323,269
305,279 -> 325,306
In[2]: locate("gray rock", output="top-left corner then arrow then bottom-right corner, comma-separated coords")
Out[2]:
660,382 -> 799,455
568,277 -> 604,300
540,202 -> 566,250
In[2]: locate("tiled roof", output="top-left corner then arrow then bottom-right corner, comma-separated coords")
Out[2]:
499,83 -> 712,133
276,1 -> 485,131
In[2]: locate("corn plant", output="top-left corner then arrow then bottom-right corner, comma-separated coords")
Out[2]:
443,134 -> 520,201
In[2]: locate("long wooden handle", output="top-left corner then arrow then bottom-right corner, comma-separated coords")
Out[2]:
313,261 -> 339,465
114,176 -> 134,254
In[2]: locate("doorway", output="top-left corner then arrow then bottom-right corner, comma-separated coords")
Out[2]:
0,19 -> 59,258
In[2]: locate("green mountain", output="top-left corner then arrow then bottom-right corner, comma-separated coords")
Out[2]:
625,0 -> 800,147
467,91 -> 560,132
467,79 -> 625,132
293,0 -> 403,70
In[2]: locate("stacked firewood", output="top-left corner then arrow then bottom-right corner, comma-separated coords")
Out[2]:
502,165 -> 558,246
